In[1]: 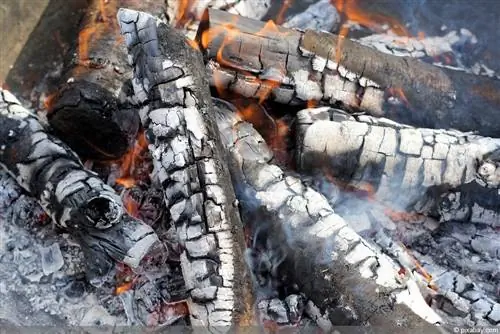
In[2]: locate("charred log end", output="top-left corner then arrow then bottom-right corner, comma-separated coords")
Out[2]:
76,212 -> 159,286
83,195 -> 122,229
48,81 -> 139,160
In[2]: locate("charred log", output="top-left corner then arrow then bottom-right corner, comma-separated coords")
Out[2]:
212,99 -> 444,329
295,107 -> 500,226
197,9 -> 500,137
0,89 -> 159,285
47,0 -> 168,160
118,9 -> 253,328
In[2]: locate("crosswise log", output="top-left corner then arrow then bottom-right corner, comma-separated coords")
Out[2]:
117,9 -> 253,328
212,99 -> 444,329
296,107 -> 500,227
197,9 -> 500,137
47,0 -> 168,160
0,89 -> 159,285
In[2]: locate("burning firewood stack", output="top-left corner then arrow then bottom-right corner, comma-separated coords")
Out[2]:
0,0 -> 499,330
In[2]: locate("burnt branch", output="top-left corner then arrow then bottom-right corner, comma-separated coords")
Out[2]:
47,0 -> 169,160
295,108 -> 500,226
212,99 -> 444,329
118,9 -> 253,328
197,9 -> 500,137
0,89 -> 159,285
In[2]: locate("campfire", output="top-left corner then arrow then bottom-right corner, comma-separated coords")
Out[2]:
1,0 -> 499,331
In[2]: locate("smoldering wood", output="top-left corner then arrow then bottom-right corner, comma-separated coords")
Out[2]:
118,9 -> 253,328
212,99 -> 444,329
197,9 -> 500,137
47,0 -> 169,160
303,165 -> 500,324
0,89 -> 159,285
296,107 -> 500,227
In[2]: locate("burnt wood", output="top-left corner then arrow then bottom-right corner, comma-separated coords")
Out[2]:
118,9 -> 253,328
295,108 -> 500,227
0,89 -> 159,285
213,99 -> 444,329
197,9 -> 500,137
47,0 -> 168,160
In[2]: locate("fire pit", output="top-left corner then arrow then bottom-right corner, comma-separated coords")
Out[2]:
1,0 -> 499,331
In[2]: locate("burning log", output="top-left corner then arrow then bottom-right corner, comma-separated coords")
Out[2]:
0,89 -> 159,284
296,107 -> 500,226
46,0 -> 168,160
212,99 -> 444,329
118,9 -> 253,328
197,9 -> 500,137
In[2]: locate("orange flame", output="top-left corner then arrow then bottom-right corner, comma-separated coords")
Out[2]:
275,0 -> 293,25
331,0 -> 410,36
115,131 -> 148,189
387,87 -> 411,108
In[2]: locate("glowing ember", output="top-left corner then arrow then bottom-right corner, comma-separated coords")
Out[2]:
146,300 -> 190,326
115,263 -> 136,295
384,209 -> 424,223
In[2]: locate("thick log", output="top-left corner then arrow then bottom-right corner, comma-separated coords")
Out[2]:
0,89 -> 159,285
47,0 -> 168,160
296,107 -> 500,227
212,99 -> 444,329
117,9 -> 253,328
197,9 -> 500,137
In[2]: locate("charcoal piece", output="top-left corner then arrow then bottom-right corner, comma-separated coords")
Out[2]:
295,107 -> 500,226
198,9 -> 500,137
46,0 -> 168,160
283,0 -> 340,32
40,243 -> 64,276
0,89 -> 159,284
213,100 -> 443,329
48,81 -> 139,160
118,9 -> 253,328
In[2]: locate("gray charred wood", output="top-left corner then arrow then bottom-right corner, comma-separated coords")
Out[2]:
198,9 -> 500,137
0,89 -> 159,285
213,99 -> 444,329
118,9 -> 253,328
296,107 -> 500,227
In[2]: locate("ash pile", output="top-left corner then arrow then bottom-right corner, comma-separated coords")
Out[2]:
0,0 -> 499,331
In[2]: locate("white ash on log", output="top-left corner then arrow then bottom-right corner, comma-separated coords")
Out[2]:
197,9 -> 500,137
0,169 -> 191,327
0,89 -> 159,285
118,9 -> 253,328
303,173 -> 500,325
47,0 -> 169,160
212,99 -> 444,329
283,0 -> 340,32
296,107 -> 500,227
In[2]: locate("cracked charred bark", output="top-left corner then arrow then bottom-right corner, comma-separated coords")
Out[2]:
197,9 -> 500,137
296,107 -> 500,227
212,99 -> 444,330
0,89 -> 159,285
47,0 -> 168,160
118,9 -> 253,328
